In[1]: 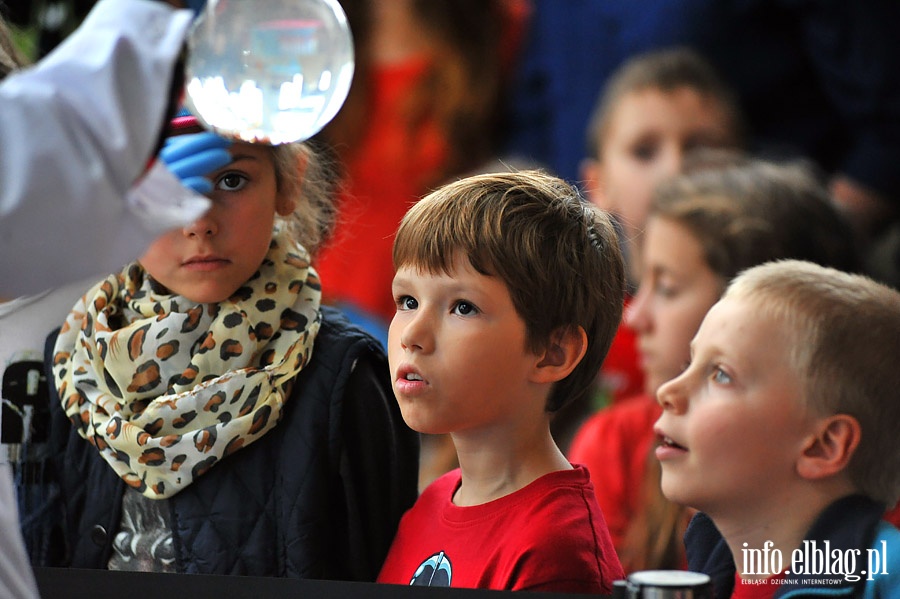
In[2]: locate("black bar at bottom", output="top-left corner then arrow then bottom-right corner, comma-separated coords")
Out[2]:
33,567 -> 612,599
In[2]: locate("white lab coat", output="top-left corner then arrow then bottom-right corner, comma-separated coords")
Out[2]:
0,1 -> 197,597
0,0 -> 200,299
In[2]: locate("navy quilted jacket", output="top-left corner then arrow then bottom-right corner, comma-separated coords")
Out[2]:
42,306 -> 419,581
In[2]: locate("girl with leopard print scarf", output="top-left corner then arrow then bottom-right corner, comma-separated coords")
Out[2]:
41,120 -> 418,578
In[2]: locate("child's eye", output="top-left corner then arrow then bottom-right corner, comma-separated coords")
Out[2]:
654,281 -> 678,299
711,367 -> 732,385
396,295 -> 418,311
631,143 -> 658,162
452,301 -> 478,316
215,172 -> 249,192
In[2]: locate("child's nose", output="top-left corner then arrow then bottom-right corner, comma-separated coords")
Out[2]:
657,144 -> 685,178
656,372 -> 688,414
624,284 -> 652,332
399,310 -> 434,353
183,214 -> 218,238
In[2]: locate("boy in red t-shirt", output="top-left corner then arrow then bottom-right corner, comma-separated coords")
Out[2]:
377,170 -> 626,592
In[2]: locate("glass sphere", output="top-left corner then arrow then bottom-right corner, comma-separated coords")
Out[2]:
184,0 -> 354,145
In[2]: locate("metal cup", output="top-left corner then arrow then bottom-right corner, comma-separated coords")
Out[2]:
613,570 -> 713,599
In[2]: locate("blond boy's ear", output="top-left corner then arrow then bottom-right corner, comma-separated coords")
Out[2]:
796,414 -> 861,480
579,158 -> 612,212
530,326 -> 588,385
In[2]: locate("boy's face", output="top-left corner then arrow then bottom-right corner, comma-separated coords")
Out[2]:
140,142 -> 294,304
625,217 -> 724,395
388,254 -> 543,436
653,295 -> 815,517
582,87 -> 734,282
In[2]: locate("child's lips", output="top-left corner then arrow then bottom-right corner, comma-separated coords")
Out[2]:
182,255 -> 230,271
654,428 -> 688,460
395,365 -> 429,395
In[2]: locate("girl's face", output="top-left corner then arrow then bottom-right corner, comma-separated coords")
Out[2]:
582,87 -> 735,282
625,216 -> 725,395
140,142 -> 295,304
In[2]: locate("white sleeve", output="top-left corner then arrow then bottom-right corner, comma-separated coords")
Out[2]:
0,279 -> 102,599
127,159 -> 211,236
0,0 -> 195,298
0,465 -> 39,599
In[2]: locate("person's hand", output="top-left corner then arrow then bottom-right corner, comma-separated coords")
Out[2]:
160,132 -> 232,195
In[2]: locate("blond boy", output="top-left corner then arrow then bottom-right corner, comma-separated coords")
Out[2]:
655,260 -> 900,598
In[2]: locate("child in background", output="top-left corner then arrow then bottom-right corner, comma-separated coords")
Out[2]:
580,47 -> 745,406
41,118 -> 419,578
315,0 -> 527,343
569,151 -> 861,573
377,171 -> 626,592
314,0 -> 529,490
657,260 -> 900,597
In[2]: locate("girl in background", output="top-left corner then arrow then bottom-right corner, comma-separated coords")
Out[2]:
578,47 -> 745,413
315,0 -> 528,490
570,150 -> 861,572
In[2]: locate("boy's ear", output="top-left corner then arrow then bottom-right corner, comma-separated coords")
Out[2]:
796,414 -> 861,480
530,326 -> 588,385
579,158 -> 611,212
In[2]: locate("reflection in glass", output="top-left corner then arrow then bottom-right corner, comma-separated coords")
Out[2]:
185,0 -> 354,145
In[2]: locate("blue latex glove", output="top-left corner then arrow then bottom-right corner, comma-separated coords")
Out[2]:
160,132 -> 232,195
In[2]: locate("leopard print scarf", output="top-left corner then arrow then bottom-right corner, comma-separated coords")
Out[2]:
51,233 -> 321,499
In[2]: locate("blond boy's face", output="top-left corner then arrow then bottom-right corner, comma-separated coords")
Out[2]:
653,295 -> 816,518
583,87 -> 734,282
626,217 -> 724,395
140,143 -> 294,304
388,254 -> 543,436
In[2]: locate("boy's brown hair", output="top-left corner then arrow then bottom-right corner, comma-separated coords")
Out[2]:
725,260 -> 900,506
585,47 -> 744,159
393,170 -> 625,412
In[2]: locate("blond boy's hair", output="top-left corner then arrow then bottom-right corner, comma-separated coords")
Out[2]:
725,260 -> 900,505
393,170 -> 625,412
585,47 -> 744,159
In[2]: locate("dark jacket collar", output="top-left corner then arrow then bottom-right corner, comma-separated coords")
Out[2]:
684,495 -> 886,598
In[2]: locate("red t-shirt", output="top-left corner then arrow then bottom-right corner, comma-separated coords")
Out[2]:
883,500 -> 900,528
568,394 -> 661,551
600,323 -> 644,403
599,297 -> 645,404
377,465 -> 625,593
